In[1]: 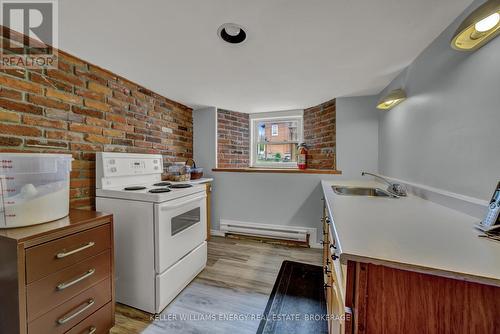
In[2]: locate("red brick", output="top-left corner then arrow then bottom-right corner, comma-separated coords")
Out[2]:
88,81 -> 111,96
134,140 -> 152,148
0,136 -> 22,146
47,69 -> 84,87
46,88 -> 83,104
27,94 -> 70,111
0,123 -> 42,137
75,88 -> 105,102
85,134 -> 110,144
23,115 -> 67,129
0,68 -> 26,78
69,123 -> 102,135
84,98 -> 110,112
112,122 -> 134,132
70,142 -> 103,152
105,113 -> 126,123
0,98 -> 43,115
0,74 -> 42,94
71,106 -> 103,119
86,117 -> 109,128
29,72 -> 72,92
0,87 -> 23,100
46,130 -> 83,142
0,110 -> 20,123
102,128 -> 124,138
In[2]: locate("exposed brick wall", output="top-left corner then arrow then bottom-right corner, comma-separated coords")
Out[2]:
303,99 -> 336,169
217,109 -> 249,168
0,32 -> 192,209
216,101 -> 336,170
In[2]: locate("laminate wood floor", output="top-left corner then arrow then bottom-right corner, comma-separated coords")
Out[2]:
110,236 -> 322,334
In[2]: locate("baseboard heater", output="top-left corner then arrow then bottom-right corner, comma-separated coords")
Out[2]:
220,220 -> 310,244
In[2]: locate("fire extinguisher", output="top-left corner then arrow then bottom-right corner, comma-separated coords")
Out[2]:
297,143 -> 308,170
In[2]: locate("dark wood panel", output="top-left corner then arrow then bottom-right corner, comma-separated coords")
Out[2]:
353,263 -> 368,334
27,250 -> 111,321
28,278 -> 111,334
26,224 -> 111,283
0,238 -> 23,334
364,263 -> 500,334
66,302 -> 113,334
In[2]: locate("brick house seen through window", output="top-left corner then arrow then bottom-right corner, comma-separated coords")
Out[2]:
251,110 -> 303,168
216,99 -> 336,170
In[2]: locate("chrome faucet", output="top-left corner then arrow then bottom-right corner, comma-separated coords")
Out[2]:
361,171 -> 408,197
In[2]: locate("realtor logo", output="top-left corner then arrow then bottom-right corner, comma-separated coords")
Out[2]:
0,0 -> 58,68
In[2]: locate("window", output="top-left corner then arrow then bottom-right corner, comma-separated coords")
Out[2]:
271,124 -> 278,136
250,110 -> 303,168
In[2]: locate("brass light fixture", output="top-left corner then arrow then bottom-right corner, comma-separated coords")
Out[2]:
451,0 -> 500,51
376,89 -> 407,110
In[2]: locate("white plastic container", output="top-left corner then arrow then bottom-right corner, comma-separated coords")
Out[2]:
0,153 -> 72,229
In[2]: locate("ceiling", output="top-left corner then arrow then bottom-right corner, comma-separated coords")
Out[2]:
59,0 -> 473,113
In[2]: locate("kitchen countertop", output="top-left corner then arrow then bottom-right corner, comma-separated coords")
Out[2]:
321,180 -> 500,287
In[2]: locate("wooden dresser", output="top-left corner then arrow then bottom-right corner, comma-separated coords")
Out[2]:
0,209 -> 114,334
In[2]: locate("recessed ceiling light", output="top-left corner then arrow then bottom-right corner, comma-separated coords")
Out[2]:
451,0 -> 500,51
218,23 -> 247,44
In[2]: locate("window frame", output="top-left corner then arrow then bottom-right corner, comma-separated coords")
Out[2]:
271,124 -> 279,136
250,110 -> 304,169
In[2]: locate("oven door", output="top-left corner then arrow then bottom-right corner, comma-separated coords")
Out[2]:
154,191 -> 206,273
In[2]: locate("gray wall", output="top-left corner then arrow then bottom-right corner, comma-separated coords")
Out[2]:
378,0 -> 500,200
337,96 -> 379,178
193,97 -> 379,237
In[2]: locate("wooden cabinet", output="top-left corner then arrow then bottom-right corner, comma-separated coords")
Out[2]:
321,200 -> 500,334
0,209 -> 114,334
322,200 -> 345,334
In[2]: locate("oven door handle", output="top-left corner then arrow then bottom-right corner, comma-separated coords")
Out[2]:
160,194 -> 206,210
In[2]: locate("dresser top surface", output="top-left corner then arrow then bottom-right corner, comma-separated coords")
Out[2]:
0,209 -> 112,244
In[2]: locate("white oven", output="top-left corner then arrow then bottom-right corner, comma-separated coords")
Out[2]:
95,152 -> 209,313
154,191 -> 207,273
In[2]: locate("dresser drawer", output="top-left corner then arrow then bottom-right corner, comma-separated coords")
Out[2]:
27,250 -> 111,322
28,278 -> 111,334
66,302 -> 113,334
26,224 -> 111,283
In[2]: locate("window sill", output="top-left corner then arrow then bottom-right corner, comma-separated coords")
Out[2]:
212,168 -> 342,175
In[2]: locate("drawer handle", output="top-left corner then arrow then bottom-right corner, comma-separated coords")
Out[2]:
57,269 -> 95,291
330,243 -> 337,250
56,242 -> 95,259
324,266 -> 331,274
57,299 -> 95,325
87,326 -> 97,334
331,254 -> 339,261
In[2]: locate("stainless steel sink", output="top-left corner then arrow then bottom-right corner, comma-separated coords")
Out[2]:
332,186 -> 394,197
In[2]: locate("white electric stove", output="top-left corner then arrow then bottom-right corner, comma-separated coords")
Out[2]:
95,152 -> 207,314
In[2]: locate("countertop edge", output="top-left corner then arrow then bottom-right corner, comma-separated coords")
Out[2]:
321,180 -> 500,288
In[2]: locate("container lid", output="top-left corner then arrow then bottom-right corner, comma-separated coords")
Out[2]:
0,153 -> 73,159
